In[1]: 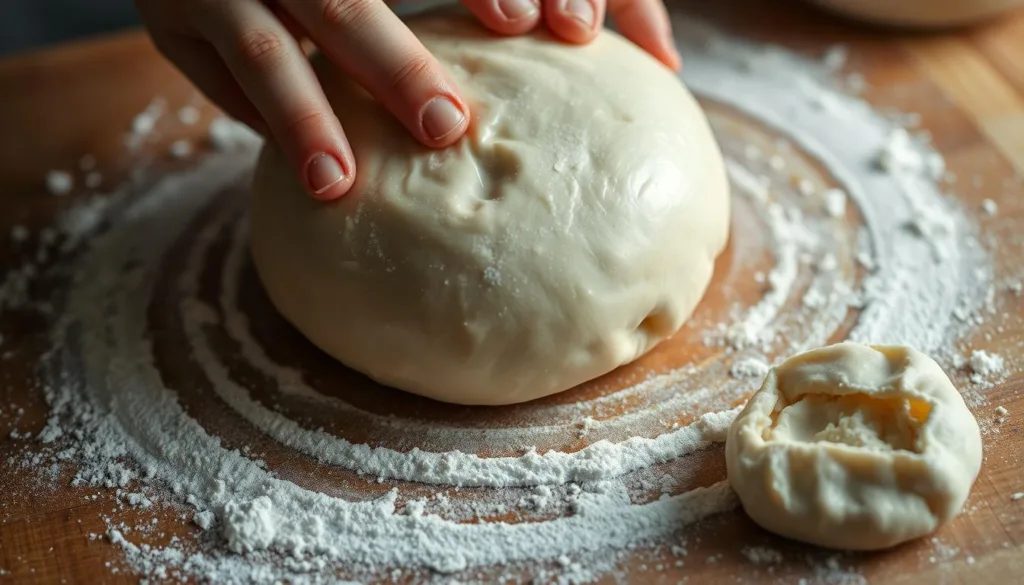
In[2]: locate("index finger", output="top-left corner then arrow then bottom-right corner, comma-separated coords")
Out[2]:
281,0 -> 470,147
198,0 -> 357,200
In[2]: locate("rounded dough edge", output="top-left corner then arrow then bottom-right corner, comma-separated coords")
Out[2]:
725,342 -> 982,550
249,11 -> 731,405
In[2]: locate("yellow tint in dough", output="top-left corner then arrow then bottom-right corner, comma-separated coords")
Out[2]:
249,12 -> 731,405
811,0 -> 1024,27
726,342 -> 983,550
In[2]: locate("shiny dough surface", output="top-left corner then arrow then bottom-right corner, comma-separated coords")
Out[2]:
250,12 -> 730,405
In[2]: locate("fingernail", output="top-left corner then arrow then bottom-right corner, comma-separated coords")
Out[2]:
669,46 -> 683,70
562,0 -> 596,29
306,152 -> 345,195
497,0 -> 539,22
421,97 -> 466,142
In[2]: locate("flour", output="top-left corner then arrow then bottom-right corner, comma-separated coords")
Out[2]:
126,98 -> 165,150
742,546 -> 783,565
45,170 -> 73,196
824,188 -> 847,218
874,127 -> 945,180
178,105 -> 201,126
169,139 -> 193,159
208,117 -> 260,151
822,45 -> 848,71
0,10 -> 1005,585
730,357 -> 771,380
968,350 -> 1006,383
682,17 -> 988,356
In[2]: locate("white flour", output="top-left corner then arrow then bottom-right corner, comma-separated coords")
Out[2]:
1,11 -> 1012,585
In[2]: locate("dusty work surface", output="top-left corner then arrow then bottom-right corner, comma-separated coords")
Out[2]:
1,0 -> 1023,583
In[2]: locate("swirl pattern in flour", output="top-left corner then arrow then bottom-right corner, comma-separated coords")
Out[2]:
20,17 -> 989,584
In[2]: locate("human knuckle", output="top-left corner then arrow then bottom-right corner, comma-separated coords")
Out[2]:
236,29 -> 288,70
390,56 -> 434,93
284,109 -> 331,135
320,0 -> 379,29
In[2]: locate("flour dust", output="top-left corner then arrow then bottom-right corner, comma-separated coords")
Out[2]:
0,11 -> 1017,585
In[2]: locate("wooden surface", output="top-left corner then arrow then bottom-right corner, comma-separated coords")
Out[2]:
2,0 -> 1024,582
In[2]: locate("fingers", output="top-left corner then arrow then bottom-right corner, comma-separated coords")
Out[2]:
281,0 -> 469,148
198,0 -> 355,200
151,34 -> 268,134
607,0 -> 680,70
544,0 -> 605,44
460,0 -> 542,36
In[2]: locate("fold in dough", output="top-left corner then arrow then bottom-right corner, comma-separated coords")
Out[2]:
726,342 -> 982,550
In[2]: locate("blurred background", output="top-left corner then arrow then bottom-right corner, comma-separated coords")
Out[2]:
0,0 -> 139,55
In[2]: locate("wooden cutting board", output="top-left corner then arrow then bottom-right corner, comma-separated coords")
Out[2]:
1,0 -> 1023,582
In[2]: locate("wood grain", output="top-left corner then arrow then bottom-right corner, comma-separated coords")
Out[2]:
1,1 -> 1023,583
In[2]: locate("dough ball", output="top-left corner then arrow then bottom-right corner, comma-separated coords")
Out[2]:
250,13 -> 730,405
725,342 -> 982,550
810,0 -> 1024,27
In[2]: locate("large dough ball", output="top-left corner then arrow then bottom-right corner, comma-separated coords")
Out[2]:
250,13 -> 730,405
726,343 -> 982,550
810,0 -> 1024,27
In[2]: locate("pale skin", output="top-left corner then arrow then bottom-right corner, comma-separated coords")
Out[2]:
135,0 -> 681,200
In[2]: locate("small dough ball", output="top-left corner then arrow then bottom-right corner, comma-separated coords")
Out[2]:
810,0 -> 1024,27
726,342 -> 982,550
250,12 -> 730,405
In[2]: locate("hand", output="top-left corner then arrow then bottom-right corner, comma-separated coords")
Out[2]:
454,0 -> 680,69
136,0 -> 680,200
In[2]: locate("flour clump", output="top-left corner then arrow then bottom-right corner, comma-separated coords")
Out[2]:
250,12 -> 730,405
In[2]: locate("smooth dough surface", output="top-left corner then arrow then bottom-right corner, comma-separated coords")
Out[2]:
726,342 -> 982,550
250,12 -> 730,405
811,0 -> 1024,27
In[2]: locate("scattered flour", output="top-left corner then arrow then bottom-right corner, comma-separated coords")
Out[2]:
45,170 -> 73,196
928,537 -> 959,564
968,350 -> 1005,383
994,405 -> 1009,424
683,16 -> 988,356
178,106 -> 201,126
822,45 -> 848,71
874,127 -> 945,180
742,546 -> 783,565
169,139 -> 193,159
209,117 -> 260,151
730,357 -> 771,380
126,98 -> 166,150
824,188 -> 847,218
0,12 -> 1005,585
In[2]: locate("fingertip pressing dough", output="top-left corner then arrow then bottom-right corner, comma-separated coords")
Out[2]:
249,12 -> 731,405
725,342 -> 982,550
810,0 -> 1024,27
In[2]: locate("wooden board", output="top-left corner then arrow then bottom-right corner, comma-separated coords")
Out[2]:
1,0 -> 1023,582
